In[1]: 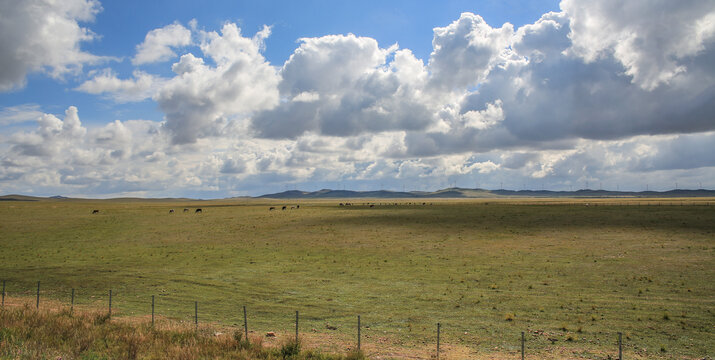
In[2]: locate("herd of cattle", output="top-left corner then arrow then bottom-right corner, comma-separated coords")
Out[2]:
339,202 -> 432,207
91,208 -> 203,214
91,202 -> 434,214
269,205 -> 300,210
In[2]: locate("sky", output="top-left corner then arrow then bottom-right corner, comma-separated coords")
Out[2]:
0,0 -> 714,198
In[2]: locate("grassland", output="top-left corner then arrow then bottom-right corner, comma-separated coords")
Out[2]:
0,198 -> 713,359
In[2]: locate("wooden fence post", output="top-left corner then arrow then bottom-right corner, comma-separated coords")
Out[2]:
618,332 -> 622,360
1,280 -> 5,308
521,331 -> 525,360
36,281 -> 40,309
70,288 -> 74,314
108,290 -> 112,319
151,295 -> 155,327
194,301 -> 198,332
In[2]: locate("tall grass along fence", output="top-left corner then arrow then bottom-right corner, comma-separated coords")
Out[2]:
0,280 -> 637,359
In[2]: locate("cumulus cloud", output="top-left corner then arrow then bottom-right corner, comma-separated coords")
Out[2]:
156,23 -> 280,144
133,22 -> 193,65
3,1 -> 715,197
252,34 -> 433,138
406,4 -> 715,157
0,104 -> 44,126
0,0 -> 108,91
427,12 -> 514,91
563,0 -> 715,90
75,68 -> 166,102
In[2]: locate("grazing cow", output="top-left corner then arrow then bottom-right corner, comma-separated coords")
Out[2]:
282,206 -> 287,210
183,208 -> 189,212
169,209 -> 175,213
369,204 -> 374,208
195,208 -> 202,213
92,209 -> 99,214
290,207 -> 295,210
339,203 -> 344,206
296,205 -> 300,209
269,207 -> 276,211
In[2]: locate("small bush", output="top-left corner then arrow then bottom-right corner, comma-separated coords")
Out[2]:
344,350 -> 366,360
280,338 -> 301,359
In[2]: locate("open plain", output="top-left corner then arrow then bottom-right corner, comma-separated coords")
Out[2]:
0,197 -> 713,359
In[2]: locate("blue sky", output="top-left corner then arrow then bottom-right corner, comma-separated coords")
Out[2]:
1,0 -> 714,198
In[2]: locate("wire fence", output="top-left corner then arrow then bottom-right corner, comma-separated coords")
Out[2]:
0,280 -> 646,359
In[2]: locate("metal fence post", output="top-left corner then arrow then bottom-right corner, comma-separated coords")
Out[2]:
521,331 -> 525,360
618,332 -> 622,360
1,280 -> 5,308
437,322 -> 441,359
295,310 -> 299,342
36,281 -> 40,309
358,315 -> 361,351
243,306 -> 248,340
71,288 -> 74,314
108,290 -> 112,319
194,301 -> 198,332
151,295 -> 155,327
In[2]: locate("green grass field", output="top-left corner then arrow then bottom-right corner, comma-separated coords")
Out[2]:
0,198 -> 713,359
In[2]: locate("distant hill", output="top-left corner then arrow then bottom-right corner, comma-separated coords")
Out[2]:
258,188 -> 715,199
0,194 -> 41,201
2,188 -> 714,201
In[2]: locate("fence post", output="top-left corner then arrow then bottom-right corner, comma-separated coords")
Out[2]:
1,280 -> 5,308
437,322 -> 440,359
70,288 -> 75,314
36,281 -> 40,309
358,315 -> 361,351
151,295 -> 155,327
108,290 -> 112,319
194,301 -> 198,332
295,310 -> 299,342
243,306 -> 248,341
618,332 -> 622,360
521,331 -> 525,360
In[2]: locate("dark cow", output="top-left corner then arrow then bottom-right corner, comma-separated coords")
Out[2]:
296,205 -> 300,209
195,208 -> 202,213
282,206 -> 287,210
169,209 -> 175,213
183,208 -> 189,212
369,204 -> 374,208
91,209 -> 99,214
269,207 -> 276,211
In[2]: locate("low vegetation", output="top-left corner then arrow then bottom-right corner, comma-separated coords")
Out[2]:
0,198 -> 713,358
0,304 -> 365,359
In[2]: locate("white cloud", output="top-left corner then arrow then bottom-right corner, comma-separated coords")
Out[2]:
75,69 -> 166,102
251,35 -> 433,138
0,0 -> 109,91
428,12 -> 514,91
563,0 -> 715,90
133,22 -> 193,65
2,2 -> 715,197
156,23 -> 280,144
0,104 -> 44,126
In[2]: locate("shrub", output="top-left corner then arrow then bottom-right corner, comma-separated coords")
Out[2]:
280,338 -> 301,359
